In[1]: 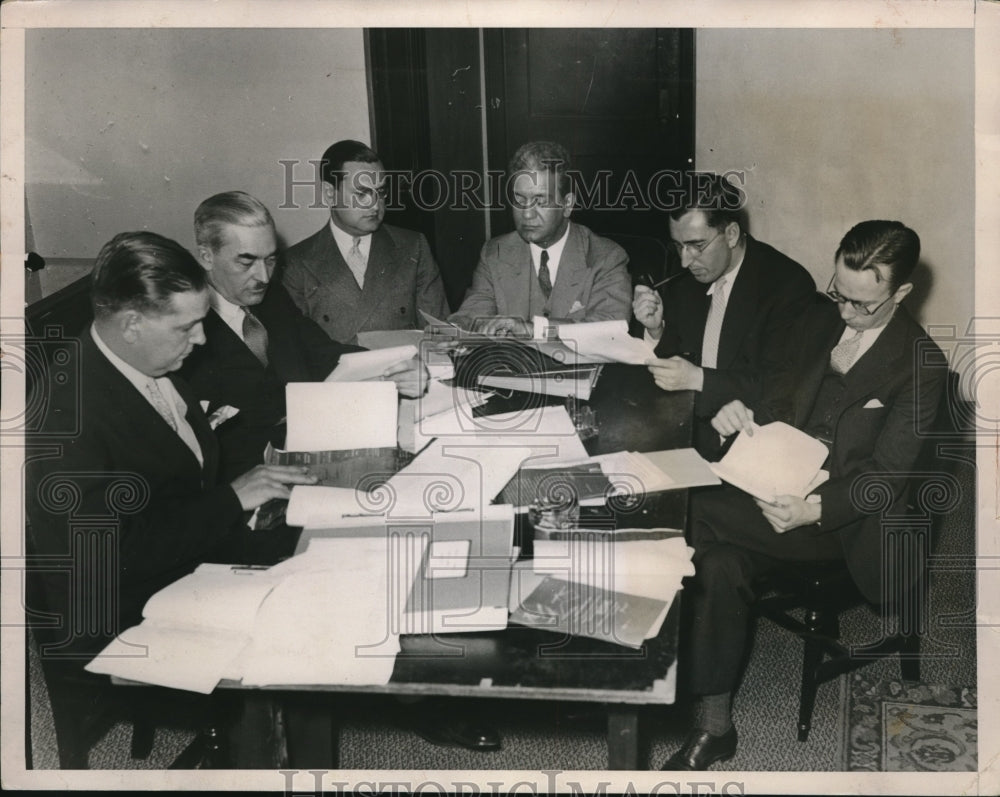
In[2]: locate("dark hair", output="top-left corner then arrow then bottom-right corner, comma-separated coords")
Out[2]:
835,220 -> 920,290
668,173 -> 744,232
194,191 -> 274,253
91,231 -> 207,318
509,140 -> 573,197
320,139 -> 381,187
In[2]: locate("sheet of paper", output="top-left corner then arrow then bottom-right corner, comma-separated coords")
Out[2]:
708,422 -> 829,501
532,536 -> 695,601
238,535 -> 424,686
556,319 -> 656,365
140,563 -> 279,634
356,329 -> 426,350
326,345 -> 418,382
86,625 -> 250,694
641,448 -> 722,490
285,485 -> 389,528
388,440 -> 532,515
285,381 -> 398,451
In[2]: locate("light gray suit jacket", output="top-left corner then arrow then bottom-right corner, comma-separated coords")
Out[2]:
449,223 -> 631,327
282,222 -> 449,344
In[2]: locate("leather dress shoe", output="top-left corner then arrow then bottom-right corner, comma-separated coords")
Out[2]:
408,717 -> 502,751
661,726 -> 737,770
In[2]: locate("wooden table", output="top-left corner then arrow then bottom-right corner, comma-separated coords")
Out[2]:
227,355 -> 695,770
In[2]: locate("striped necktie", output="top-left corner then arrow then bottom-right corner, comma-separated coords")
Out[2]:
537,249 -> 552,299
242,306 -> 269,367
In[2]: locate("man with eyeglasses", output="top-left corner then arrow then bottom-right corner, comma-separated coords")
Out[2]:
283,139 -> 449,345
660,220 -> 945,771
634,173 -> 815,457
448,140 -> 631,337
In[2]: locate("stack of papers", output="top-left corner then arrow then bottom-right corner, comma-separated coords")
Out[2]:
86,564 -> 279,693
86,536 -> 438,692
709,422 -> 829,502
509,535 -> 695,648
556,320 -> 656,365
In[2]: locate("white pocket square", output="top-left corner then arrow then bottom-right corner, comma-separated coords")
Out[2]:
569,300 -> 585,314
863,398 -> 885,409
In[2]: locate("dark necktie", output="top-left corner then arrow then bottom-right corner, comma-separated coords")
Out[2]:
241,306 -> 269,367
538,249 -> 552,299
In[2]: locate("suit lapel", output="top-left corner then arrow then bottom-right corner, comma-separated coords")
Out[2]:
549,224 -> 586,317
793,317 -> 844,427
715,241 -> 759,369
309,225 -> 364,301
498,235 -> 532,318
838,311 -> 909,406
84,335 -> 207,476
355,226 -> 395,327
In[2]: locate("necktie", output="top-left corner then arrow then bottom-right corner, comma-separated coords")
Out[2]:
346,236 -> 367,288
146,379 -> 177,431
700,275 -> 728,370
241,306 -> 269,367
830,328 -> 864,374
537,249 -> 552,300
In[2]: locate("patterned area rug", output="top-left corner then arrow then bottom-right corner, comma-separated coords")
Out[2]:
842,672 -> 977,772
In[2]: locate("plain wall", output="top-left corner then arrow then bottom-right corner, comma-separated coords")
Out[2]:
694,28 -> 974,336
26,28 -> 370,258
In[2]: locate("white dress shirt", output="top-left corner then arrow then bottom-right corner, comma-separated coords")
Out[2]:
643,251 -> 745,351
529,222 -> 571,286
330,220 -> 373,282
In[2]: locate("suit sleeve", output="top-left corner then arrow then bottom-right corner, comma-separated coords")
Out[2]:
696,268 -> 815,418
280,287 -> 364,379
814,343 -> 946,533
448,241 -> 500,328
581,242 -> 631,322
281,246 -> 311,317
414,233 -> 451,318
27,433 -> 246,589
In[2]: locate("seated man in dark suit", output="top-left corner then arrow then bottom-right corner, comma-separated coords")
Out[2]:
181,191 -> 425,481
448,140 -> 631,337
634,174 -> 815,457
282,139 -> 450,345
26,230 -> 317,687
662,220 -> 945,770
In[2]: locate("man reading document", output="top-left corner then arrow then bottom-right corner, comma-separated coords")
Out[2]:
662,220 -> 945,770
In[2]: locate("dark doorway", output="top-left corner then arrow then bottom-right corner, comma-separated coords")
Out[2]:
367,28 -> 694,308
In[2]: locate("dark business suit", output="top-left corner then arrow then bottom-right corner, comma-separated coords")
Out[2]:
449,223 -> 631,326
181,282 -> 361,481
653,235 -> 815,458
683,299 -> 946,695
283,223 -> 449,345
26,331 -> 250,661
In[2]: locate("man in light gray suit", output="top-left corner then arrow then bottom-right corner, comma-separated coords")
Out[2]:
448,140 -> 631,338
283,139 -> 450,345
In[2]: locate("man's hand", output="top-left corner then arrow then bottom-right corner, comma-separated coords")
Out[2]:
647,356 -> 704,392
632,285 -> 664,338
383,357 -> 428,398
231,465 -> 318,511
754,494 -> 821,533
474,316 -> 533,339
711,400 -> 755,437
